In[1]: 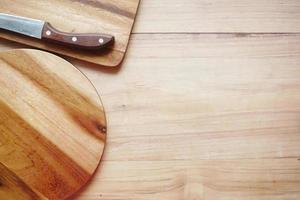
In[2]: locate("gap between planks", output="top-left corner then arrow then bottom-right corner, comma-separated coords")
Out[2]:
131,32 -> 300,35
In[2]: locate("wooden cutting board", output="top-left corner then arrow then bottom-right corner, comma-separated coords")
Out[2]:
0,49 -> 107,199
0,0 -> 140,67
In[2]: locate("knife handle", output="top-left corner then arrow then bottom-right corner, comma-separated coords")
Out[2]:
41,22 -> 114,50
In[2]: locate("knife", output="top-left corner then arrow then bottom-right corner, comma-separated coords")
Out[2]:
0,13 -> 114,50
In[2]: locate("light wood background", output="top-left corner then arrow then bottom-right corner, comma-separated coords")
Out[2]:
1,0 -> 300,199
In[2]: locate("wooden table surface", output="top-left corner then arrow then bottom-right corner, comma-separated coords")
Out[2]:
1,0 -> 300,199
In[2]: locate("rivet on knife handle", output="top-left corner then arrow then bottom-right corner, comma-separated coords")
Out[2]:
42,22 -> 114,50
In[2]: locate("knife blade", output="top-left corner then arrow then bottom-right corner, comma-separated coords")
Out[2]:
0,13 -> 114,50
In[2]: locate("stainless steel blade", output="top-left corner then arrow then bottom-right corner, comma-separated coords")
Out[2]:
0,13 -> 45,39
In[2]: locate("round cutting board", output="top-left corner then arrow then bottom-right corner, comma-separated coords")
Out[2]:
0,49 -> 106,199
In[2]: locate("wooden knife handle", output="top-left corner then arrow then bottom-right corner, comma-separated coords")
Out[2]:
42,22 -> 114,50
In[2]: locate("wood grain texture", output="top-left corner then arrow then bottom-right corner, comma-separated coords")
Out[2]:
134,0 -> 300,33
77,159 -> 300,200
73,33 -> 300,199
0,0 -> 300,199
0,49 -> 107,199
0,0 -> 140,67
0,163 -> 44,200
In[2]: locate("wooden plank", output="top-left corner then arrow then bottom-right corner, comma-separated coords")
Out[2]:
0,0 -> 140,67
76,159 -> 300,200
133,0 -> 300,33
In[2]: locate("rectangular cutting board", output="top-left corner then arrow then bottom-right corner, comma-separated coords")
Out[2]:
0,0 -> 140,67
